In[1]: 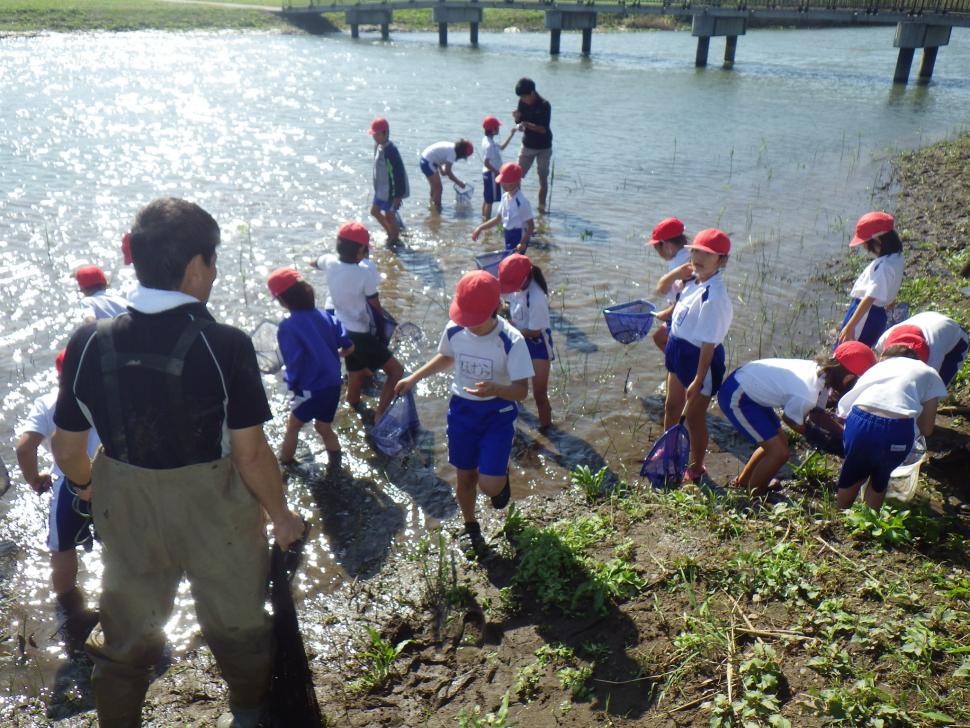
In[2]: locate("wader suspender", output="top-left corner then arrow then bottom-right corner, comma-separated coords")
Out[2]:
97,317 -> 212,463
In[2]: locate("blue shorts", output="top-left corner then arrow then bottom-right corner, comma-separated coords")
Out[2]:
447,395 -> 518,476
839,298 -> 888,348
372,196 -> 392,212
291,385 -> 342,423
940,338 -> 968,387
717,372 -> 781,444
48,477 -> 94,553
664,335 -> 726,397
419,158 -> 436,177
837,408 -> 914,494
483,171 -> 501,204
504,228 -> 525,251
525,333 -> 554,362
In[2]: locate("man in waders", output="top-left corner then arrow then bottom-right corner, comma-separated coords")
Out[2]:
52,198 -> 305,728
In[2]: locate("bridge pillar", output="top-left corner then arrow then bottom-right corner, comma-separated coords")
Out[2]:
691,14 -> 746,69
893,23 -> 951,84
345,7 -> 393,39
351,24 -> 359,40
381,23 -> 389,41
545,11 -> 597,57
471,22 -> 479,47
432,6 -> 484,48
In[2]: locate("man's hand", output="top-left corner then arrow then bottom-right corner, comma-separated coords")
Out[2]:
273,509 -> 305,551
30,473 -> 52,494
512,109 -> 522,124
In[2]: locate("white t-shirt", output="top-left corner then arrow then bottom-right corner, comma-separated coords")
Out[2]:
316,254 -> 378,333
669,272 -> 733,348
18,391 -> 101,481
499,190 -> 533,232
506,280 -> 551,334
734,359 -> 826,424
875,311 -> 969,374
837,356 -> 947,419
849,253 -> 903,307
481,135 -> 502,173
79,290 -> 129,321
421,142 -> 457,168
437,317 -> 535,401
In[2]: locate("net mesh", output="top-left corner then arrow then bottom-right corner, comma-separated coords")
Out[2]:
640,423 -> 690,490
371,391 -> 421,456
603,300 -> 656,345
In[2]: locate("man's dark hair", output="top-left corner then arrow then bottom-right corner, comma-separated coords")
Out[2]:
277,280 -> 315,311
130,198 -> 220,290
336,237 -> 363,263
515,78 -> 536,96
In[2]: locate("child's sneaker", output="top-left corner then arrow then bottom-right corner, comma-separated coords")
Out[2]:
460,522 -> 489,561
490,475 -> 511,510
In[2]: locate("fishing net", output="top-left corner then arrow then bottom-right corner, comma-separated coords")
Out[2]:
370,309 -> 398,345
371,391 -> 421,457
603,300 -> 656,345
640,421 -> 690,490
474,249 -> 511,278
803,408 -> 845,457
889,302 -> 911,325
394,322 -> 424,343
251,320 -> 283,374
454,183 -> 474,205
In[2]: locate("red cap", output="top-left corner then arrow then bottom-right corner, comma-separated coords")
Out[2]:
647,217 -> 685,246
884,325 -> 929,363
496,162 -> 523,185
75,265 -> 107,289
482,115 -> 501,132
498,254 -> 533,294
121,232 -> 133,265
267,267 -> 302,298
449,270 -> 500,328
55,349 -> 66,376
850,211 -> 894,247
834,341 -> 877,376
368,117 -> 389,136
338,221 -> 370,248
687,228 -> 731,256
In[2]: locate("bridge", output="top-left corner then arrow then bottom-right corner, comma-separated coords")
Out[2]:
281,0 -> 970,83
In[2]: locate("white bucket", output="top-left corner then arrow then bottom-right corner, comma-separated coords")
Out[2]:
886,435 -> 926,502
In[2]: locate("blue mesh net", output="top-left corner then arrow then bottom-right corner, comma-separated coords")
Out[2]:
251,320 -> 283,374
370,309 -> 398,345
371,391 -> 421,457
640,422 -> 690,489
603,300 -> 656,345
474,250 -> 511,278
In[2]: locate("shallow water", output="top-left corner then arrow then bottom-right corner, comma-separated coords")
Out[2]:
1,26 -> 969,714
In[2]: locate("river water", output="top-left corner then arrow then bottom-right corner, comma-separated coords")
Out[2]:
0,26 -> 968,716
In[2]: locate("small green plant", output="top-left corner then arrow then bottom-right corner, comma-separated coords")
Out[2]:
718,542 -> 820,603
571,464 -> 609,500
708,642 -> 790,727
790,450 -> 835,490
349,626 -> 414,693
457,690 -> 514,727
843,504 -> 913,548
810,675 -> 916,726
557,665 -> 594,701
513,660 -> 543,701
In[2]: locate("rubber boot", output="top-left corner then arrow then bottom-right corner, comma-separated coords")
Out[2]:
56,587 -> 100,649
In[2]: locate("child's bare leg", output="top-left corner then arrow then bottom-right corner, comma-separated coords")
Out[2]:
456,468 -> 479,523
346,370 -> 366,407
381,209 -> 400,242
735,446 -> 766,488
313,420 -> 340,452
663,373 -> 686,430
370,204 -> 392,237
652,325 -> 669,353
51,550 -> 79,596
429,175 -> 443,211
532,359 -> 552,428
862,483 -> 887,510
478,472 -> 506,499
482,202 -> 492,220
837,479 -> 866,509
747,432 -> 789,496
279,414 -> 305,463
685,392 -> 712,473
376,357 -> 404,417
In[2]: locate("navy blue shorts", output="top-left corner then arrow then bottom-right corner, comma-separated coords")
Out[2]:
48,477 -> 94,553
291,385 -> 342,423
940,338 -> 968,387
664,335 -> 726,397
525,334 -> 553,362
483,172 -> 501,204
839,298 -> 888,348
717,372 -> 781,444
837,408 -> 914,494
504,228 -> 525,251
419,158 -> 436,177
447,396 -> 518,476
372,195 -> 392,212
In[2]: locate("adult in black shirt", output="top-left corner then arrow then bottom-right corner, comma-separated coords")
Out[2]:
512,77 -> 553,212
53,197 -> 304,728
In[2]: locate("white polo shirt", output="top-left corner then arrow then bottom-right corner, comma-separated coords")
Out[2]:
669,272 -> 733,348
481,135 -> 502,173
499,190 -> 533,233
79,290 -> 129,321
506,280 -> 551,334
437,317 -> 534,401
316,254 -> 378,334
734,359 -> 826,424
875,311 -> 968,374
837,356 -> 947,419
849,253 -> 903,307
421,142 -> 457,169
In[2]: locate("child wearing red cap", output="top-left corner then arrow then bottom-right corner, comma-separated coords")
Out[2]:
395,270 -> 534,558
836,345 -> 946,510
419,139 -> 474,212
267,268 -> 354,472
656,228 -> 733,483
717,342 -> 875,497
480,116 -> 517,220
875,311 -> 968,387
471,162 -> 534,254
837,211 -> 904,348
498,254 -> 554,428
74,265 -> 129,322
368,117 -> 410,247
647,217 -> 691,352
311,222 -> 404,418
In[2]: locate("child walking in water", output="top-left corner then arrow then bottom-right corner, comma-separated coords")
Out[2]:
498,254 -> 553,428
480,115 -> 517,220
419,139 -> 474,212
717,342 -> 875,497
368,117 -> 409,247
311,222 -> 404,418
471,162 -> 534,253
395,270 -> 534,558
657,229 -> 733,483
837,211 -> 903,347
647,217 -> 691,352
268,267 -> 354,472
